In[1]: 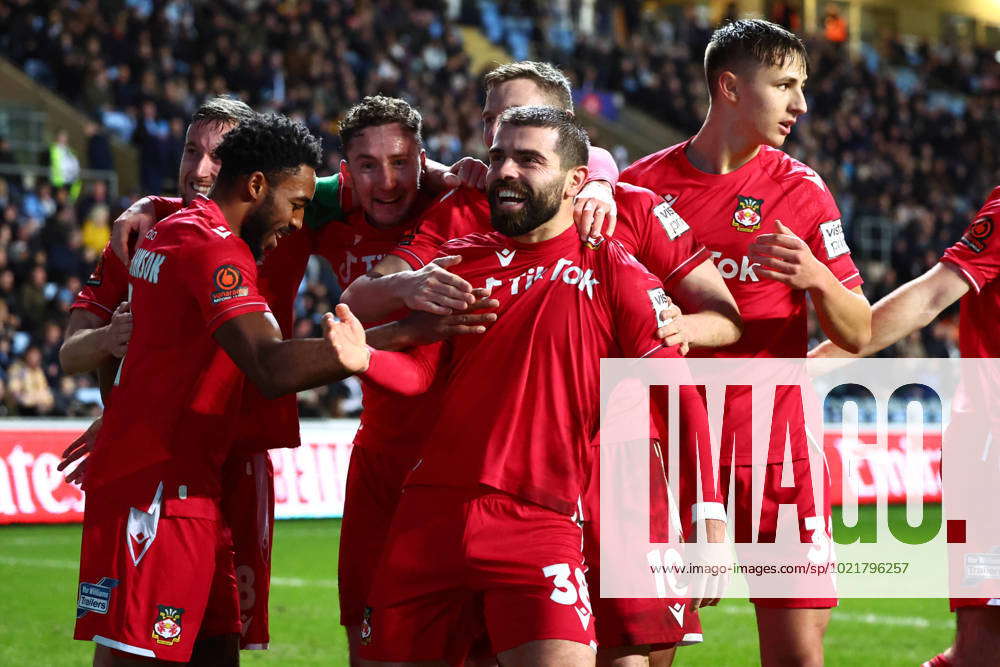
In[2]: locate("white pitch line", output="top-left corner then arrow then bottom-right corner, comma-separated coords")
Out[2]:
716,602 -> 953,630
0,555 -> 338,588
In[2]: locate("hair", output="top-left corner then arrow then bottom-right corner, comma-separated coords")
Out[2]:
214,112 -> 323,187
484,61 -> 574,112
497,106 -> 589,169
190,96 -> 255,127
339,95 -> 423,154
704,19 -> 808,97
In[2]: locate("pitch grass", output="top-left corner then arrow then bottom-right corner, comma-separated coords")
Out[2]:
1,506 -> 952,666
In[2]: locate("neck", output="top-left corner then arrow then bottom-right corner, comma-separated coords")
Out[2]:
210,191 -> 248,237
513,204 -> 574,244
687,107 -> 762,175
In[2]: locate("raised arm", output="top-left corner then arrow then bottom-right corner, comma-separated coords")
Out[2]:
340,254 -> 475,322
810,262 -> 969,358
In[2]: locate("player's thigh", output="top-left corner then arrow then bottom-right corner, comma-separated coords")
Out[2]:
649,646 -> 676,667
954,606 -> 1000,667
188,632 -> 239,667
754,607 -> 830,666
498,639 -> 595,667
597,645 -> 653,667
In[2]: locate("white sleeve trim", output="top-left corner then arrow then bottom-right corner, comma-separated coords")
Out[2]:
948,263 -> 983,294
639,344 -> 665,359
72,298 -> 115,315
838,271 -> 861,286
207,300 -> 269,328
393,247 -> 427,269
691,502 -> 727,523
660,246 -> 707,285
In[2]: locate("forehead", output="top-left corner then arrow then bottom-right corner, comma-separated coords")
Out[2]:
752,52 -> 808,80
185,120 -> 236,148
346,122 -> 419,158
484,78 -> 552,113
493,123 -> 558,152
272,166 -> 317,196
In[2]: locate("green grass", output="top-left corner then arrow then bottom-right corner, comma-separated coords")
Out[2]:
0,507 -> 954,666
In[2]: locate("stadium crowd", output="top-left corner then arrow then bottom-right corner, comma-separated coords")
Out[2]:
0,0 -> 997,415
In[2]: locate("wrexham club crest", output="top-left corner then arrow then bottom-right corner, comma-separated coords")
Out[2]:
152,605 -> 184,646
732,195 -> 764,232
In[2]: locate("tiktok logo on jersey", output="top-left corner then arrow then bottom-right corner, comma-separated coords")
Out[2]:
337,251 -> 385,287
709,251 -> 760,282
483,257 -> 600,299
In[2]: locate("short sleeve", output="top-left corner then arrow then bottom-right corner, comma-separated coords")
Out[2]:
72,241 -> 130,322
940,190 -> 1000,293
181,241 -> 270,333
614,184 -> 709,292
390,188 -> 489,269
795,176 -> 862,289
605,241 -> 683,360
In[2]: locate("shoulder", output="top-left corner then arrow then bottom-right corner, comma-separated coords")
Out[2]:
764,147 -> 831,196
439,231 -> 501,253
621,142 -> 685,181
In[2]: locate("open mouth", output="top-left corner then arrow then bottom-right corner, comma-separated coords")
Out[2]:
373,195 -> 402,206
189,182 -> 212,197
496,188 -> 528,207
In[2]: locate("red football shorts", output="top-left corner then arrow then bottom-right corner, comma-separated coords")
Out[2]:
74,474 -> 240,663
338,444 -> 414,627
723,459 -> 837,608
583,440 -> 698,649
359,486 -> 596,665
221,451 -> 274,649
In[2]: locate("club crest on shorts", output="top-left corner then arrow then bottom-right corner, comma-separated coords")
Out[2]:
360,606 -> 373,645
152,605 -> 185,645
77,577 -> 119,618
732,195 -> 764,232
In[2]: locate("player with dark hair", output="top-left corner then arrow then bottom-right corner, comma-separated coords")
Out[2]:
621,18 -> 872,666
341,61 -> 741,667
72,112 -> 369,666
812,187 -> 1000,667
332,106 -> 718,666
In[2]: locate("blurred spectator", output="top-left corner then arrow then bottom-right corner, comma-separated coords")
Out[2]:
823,4 -> 848,44
48,129 -> 80,195
85,121 -> 114,172
7,346 -> 54,415
0,136 -> 14,164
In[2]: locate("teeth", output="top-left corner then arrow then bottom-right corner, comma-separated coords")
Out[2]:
498,189 -> 525,199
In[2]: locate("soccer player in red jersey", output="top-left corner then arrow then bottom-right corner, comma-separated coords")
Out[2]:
303,96 -> 499,662
812,186 -> 1000,667
73,113 -> 370,665
60,98 -> 303,653
341,61 -> 740,667
336,106 -> 717,666
620,19 -> 872,666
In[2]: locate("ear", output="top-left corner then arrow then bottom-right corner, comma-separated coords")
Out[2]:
418,149 -> 427,172
718,70 -> 740,104
246,171 -> 267,203
564,165 -> 589,199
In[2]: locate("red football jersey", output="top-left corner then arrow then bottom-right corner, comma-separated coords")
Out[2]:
73,199 -> 305,452
940,187 -> 1000,359
85,196 -> 270,493
366,227 -> 698,515
314,194 -> 444,455
622,140 -> 863,358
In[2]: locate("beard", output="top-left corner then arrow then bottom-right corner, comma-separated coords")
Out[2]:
241,192 -> 276,261
488,176 -> 563,238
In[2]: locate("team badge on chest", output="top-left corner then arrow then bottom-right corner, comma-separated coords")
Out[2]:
732,195 -> 764,232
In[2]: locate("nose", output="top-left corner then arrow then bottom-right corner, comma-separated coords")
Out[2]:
495,156 -> 519,181
194,152 -> 216,180
378,162 -> 397,191
791,87 -> 807,116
